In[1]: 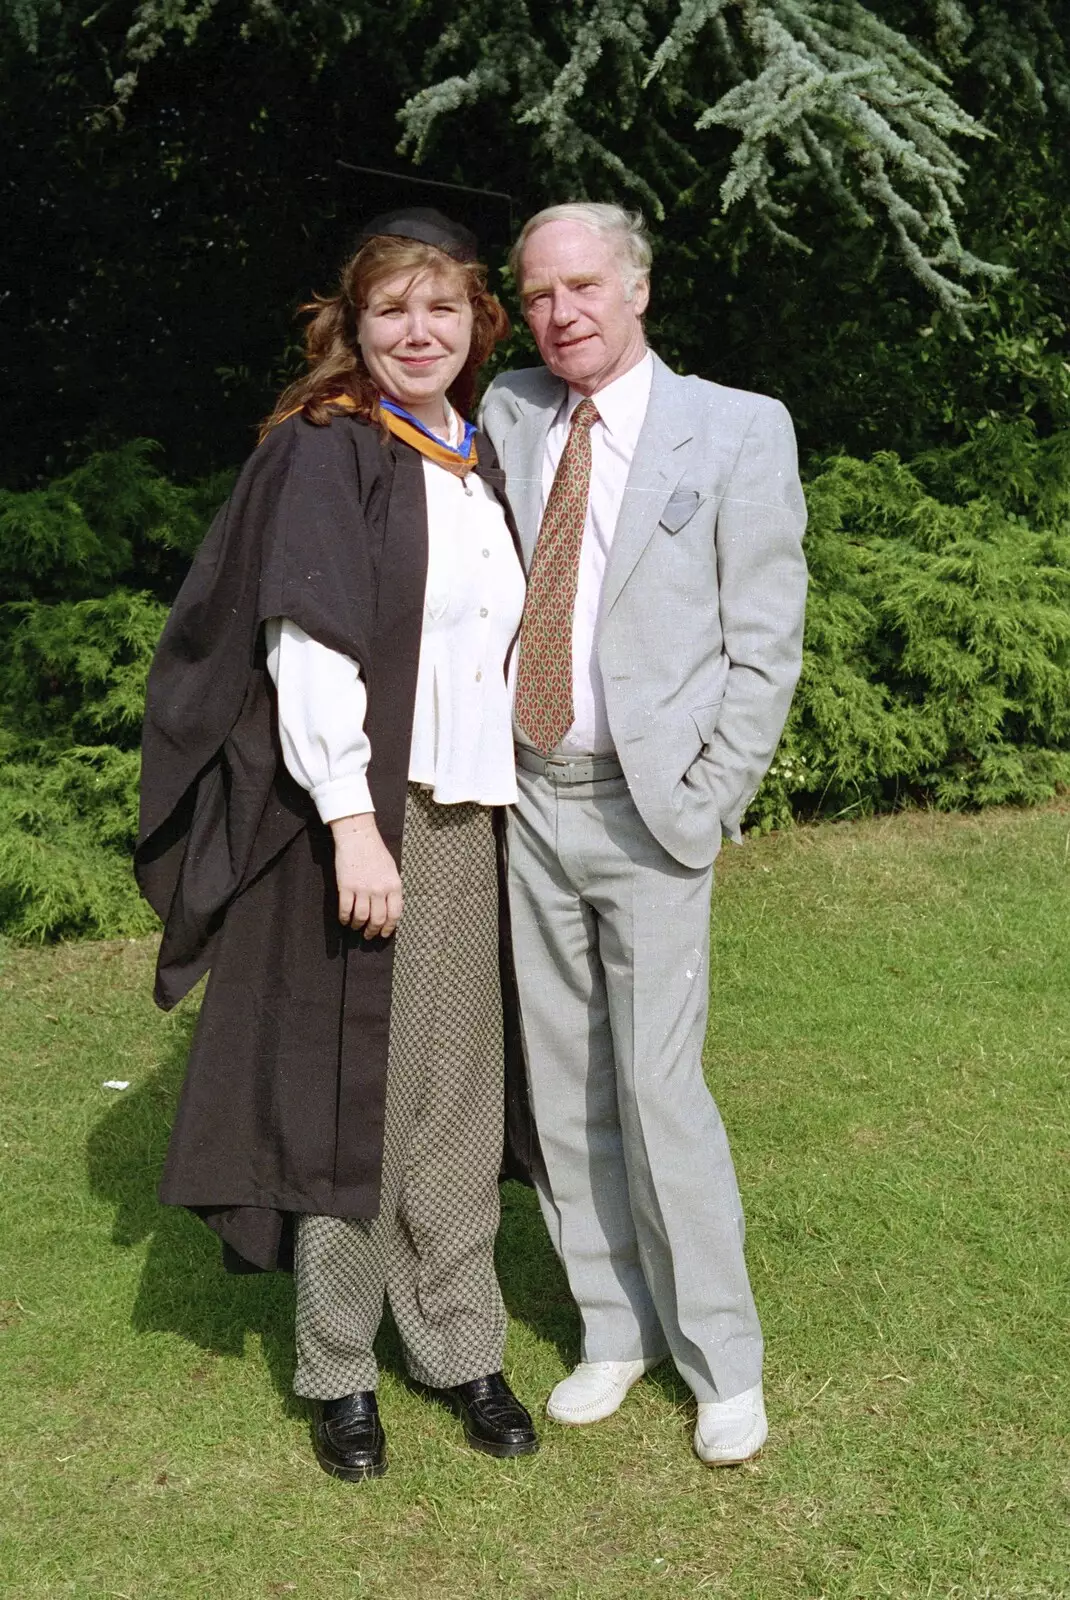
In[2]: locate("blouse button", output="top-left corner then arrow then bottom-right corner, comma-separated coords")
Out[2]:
479,606 -> 489,618
475,670 -> 483,682
482,548 -> 490,558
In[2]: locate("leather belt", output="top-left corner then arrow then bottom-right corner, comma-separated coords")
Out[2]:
515,746 -> 624,785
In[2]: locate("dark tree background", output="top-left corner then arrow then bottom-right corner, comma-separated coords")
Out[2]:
2,1 -> 1070,941
2,0 -> 1068,486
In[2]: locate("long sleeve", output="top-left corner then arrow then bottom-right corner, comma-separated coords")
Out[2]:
706,396 -> 808,839
264,617 -> 374,822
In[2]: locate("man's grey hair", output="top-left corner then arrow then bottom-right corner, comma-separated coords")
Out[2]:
509,203 -> 653,300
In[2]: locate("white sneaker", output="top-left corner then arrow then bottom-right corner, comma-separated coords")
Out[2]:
546,1359 -> 657,1425
694,1384 -> 767,1465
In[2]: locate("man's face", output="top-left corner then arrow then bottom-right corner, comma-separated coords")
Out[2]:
518,220 -> 649,394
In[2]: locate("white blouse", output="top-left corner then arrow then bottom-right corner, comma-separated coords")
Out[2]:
265,442 -> 525,821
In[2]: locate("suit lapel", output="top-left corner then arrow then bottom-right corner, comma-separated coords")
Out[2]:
498,374 -> 565,568
600,353 -> 694,616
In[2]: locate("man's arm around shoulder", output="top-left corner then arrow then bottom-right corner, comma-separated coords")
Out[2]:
479,365 -> 561,443
477,372 -> 512,447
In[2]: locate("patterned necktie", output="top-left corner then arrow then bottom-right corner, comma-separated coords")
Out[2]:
514,397 -> 600,755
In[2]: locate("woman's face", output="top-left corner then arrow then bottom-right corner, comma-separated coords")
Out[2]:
357,266 -> 474,424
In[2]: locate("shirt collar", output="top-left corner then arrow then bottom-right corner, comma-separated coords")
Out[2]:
561,349 -> 654,445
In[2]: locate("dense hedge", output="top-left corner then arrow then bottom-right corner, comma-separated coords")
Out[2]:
751,423 -> 1070,831
0,443 -> 232,941
2,424 -> 1068,940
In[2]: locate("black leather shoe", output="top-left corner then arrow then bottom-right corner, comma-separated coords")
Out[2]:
313,1391 -> 387,1481
441,1372 -> 539,1458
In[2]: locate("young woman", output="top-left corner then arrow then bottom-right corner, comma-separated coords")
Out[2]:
136,208 -> 536,1480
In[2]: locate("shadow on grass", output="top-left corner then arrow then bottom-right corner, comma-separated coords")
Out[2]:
85,1009 -> 578,1413
84,1011 -> 303,1411
497,1181 -> 579,1369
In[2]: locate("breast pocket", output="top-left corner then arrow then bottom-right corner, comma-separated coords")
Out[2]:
659,488 -> 705,534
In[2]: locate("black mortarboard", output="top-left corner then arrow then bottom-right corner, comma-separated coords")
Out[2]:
353,206 -> 480,262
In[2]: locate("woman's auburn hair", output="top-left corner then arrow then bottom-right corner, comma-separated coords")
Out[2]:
261,236 -> 510,439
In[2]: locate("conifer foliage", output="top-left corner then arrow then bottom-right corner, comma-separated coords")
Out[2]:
401,0 -> 1002,316
752,423 -> 1070,831
2,428 -> 1069,940
3,2 -> 1070,941
10,0 -> 1064,316
0,443 -> 231,940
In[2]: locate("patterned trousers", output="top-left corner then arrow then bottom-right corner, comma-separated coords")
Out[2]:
293,786 -> 508,1398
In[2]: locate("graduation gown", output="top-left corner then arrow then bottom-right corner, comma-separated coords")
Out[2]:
135,409 -> 535,1272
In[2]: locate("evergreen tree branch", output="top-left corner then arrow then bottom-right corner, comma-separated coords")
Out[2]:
399,0 -> 1012,317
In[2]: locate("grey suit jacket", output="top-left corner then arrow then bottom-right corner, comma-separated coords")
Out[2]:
481,351 -> 808,869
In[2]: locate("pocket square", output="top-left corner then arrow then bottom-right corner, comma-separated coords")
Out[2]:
659,488 -> 703,533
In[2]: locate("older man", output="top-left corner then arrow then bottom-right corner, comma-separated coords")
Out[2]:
481,203 -> 807,1464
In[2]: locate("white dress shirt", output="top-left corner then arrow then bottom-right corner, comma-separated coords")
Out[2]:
527,349 -> 654,757
266,422 -> 525,821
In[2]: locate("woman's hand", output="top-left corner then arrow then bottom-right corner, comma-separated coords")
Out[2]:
329,813 -> 403,939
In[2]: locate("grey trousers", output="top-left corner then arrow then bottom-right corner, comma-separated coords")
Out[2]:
293,786 -> 508,1399
507,768 -> 763,1404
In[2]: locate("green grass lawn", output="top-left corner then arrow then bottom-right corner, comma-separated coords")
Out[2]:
2,805 -> 1068,1599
